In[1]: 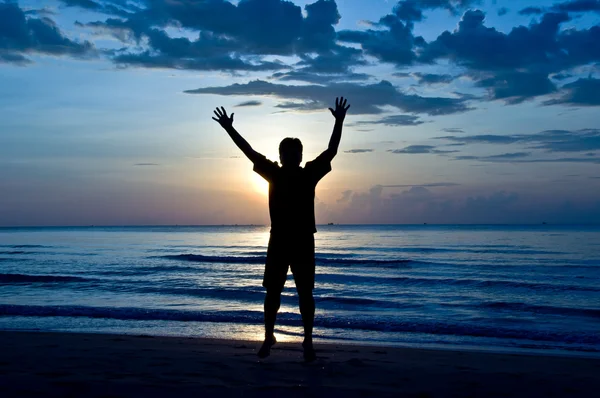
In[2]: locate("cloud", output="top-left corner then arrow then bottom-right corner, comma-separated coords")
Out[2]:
442,128 -> 465,133
497,7 -> 509,16
453,152 -> 531,161
412,72 -> 455,85
351,114 -> 424,126
0,2 -> 95,65
134,163 -> 160,166
393,0 -> 482,23
388,145 -> 459,154
553,0 -> 600,13
337,189 -> 353,203
235,100 -> 262,107
336,1 -> 481,66
476,71 -> 557,104
420,9 -> 600,103
337,14 -> 421,66
422,10 -> 571,71
185,79 -> 472,116
389,145 -> 436,154
382,182 -> 461,188
67,0 -> 357,72
437,134 -> 519,144
326,185 -> 600,224
270,70 -> 370,85
438,129 -> 600,153
544,77 -> 600,106
59,0 -> 137,17
519,6 -> 544,15
344,149 -> 374,153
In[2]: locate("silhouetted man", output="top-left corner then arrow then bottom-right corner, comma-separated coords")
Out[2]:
212,97 -> 350,361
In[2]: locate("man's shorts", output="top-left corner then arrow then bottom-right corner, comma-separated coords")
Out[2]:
263,233 -> 315,293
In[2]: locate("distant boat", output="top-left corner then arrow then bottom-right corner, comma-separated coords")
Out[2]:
542,222 -> 547,225
327,222 -> 334,225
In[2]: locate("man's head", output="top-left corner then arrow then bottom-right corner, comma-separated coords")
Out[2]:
279,137 -> 303,167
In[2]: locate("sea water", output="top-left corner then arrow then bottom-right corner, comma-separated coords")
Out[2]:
1,225 -> 599,355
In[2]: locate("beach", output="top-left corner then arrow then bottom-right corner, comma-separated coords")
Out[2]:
1,331 -> 599,397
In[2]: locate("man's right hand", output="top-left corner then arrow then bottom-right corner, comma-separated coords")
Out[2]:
212,106 -> 234,129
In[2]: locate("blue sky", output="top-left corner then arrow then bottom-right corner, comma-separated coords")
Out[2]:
1,0 -> 599,226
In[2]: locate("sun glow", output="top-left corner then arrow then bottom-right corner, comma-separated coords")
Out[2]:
250,172 -> 269,196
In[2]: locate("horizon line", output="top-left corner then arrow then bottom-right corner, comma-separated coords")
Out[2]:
2,223 -> 600,229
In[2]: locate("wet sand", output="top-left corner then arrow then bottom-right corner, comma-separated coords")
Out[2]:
1,331 -> 599,397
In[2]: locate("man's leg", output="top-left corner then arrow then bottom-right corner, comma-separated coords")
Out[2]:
259,233 -> 287,358
292,234 -> 317,361
258,288 -> 281,358
296,288 -> 314,339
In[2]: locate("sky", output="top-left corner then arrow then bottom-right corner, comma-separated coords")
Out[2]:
0,0 -> 599,226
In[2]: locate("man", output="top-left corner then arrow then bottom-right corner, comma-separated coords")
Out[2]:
212,97 -> 350,361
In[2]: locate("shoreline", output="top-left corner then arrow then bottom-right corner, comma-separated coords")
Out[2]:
3,326 -> 600,360
2,330 -> 599,397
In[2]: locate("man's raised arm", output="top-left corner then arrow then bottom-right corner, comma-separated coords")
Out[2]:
322,97 -> 351,162
212,106 -> 261,163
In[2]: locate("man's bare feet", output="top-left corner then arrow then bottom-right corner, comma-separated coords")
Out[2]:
302,339 -> 316,362
257,335 -> 277,358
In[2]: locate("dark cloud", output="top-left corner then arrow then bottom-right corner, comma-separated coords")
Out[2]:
438,129 -> 600,153
185,80 -> 472,116
235,100 -> 262,107
453,152 -> 531,161
111,26 -> 288,71
553,0 -> 600,13
0,2 -> 95,65
412,72 -> 455,85
59,0 -> 137,17
544,77 -> 600,106
337,13 -> 422,66
388,145 -> 458,154
497,7 -> 509,16
519,6 -> 544,15
476,71 -> 557,104
344,149 -> 374,153
509,157 -> 600,164
68,0 -> 354,72
114,51 -> 285,72
393,0 -> 482,23
389,145 -> 436,154
383,182 -> 460,188
420,9 -> 600,103
422,10 -> 571,71
336,1 -> 482,66
270,70 -> 370,85
352,114 -> 424,126
437,134 -> 519,144
442,128 -> 465,133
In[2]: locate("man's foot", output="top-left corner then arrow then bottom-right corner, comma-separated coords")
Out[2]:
302,340 -> 316,362
257,335 -> 277,358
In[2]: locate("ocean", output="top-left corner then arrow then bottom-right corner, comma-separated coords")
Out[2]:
1,225 -> 599,356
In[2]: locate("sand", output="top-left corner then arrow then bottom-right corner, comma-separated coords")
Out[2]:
0,331 -> 599,397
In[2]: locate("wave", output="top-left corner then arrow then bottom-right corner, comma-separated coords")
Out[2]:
0,245 -> 51,248
155,253 -> 415,267
482,301 -> 600,318
387,275 -> 599,292
156,254 -> 265,264
1,304 -> 598,346
0,273 -> 94,284
0,251 -> 27,255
